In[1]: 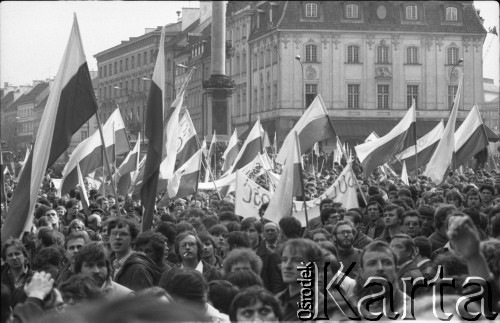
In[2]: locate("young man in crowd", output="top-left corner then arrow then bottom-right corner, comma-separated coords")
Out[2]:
364,201 -> 385,239
56,231 -> 90,285
389,233 -> 424,296
332,220 -> 362,279
376,204 -> 404,243
401,210 -> 422,238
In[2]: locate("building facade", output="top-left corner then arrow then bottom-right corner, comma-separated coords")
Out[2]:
226,1 -> 487,147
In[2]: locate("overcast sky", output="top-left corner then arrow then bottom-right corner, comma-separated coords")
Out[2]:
0,1 -> 498,86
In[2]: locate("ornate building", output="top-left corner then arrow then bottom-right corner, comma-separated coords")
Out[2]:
226,1 -> 487,147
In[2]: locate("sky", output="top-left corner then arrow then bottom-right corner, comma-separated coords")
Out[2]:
0,1 -> 499,86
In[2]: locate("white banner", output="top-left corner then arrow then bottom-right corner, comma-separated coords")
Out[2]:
235,171 -> 272,219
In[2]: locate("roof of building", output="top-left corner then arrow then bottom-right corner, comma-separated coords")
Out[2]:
14,82 -> 49,106
243,1 -> 486,42
0,91 -> 15,111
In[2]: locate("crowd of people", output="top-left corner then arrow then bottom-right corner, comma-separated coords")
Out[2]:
1,153 -> 500,322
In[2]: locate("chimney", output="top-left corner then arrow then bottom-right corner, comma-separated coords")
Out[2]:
199,1 -> 212,25
181,7 -> 200,31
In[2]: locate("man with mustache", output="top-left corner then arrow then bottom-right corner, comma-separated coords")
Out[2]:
333,220 -> 361,279
351,241 -> 410,319
75,241 -> 133,300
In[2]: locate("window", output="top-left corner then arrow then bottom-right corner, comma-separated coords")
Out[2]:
137,54 -> 141,67
377,85 -> 390,109
266,48 -> 271,65
405,5 -> 417,20
407,85 -> 419,109
144,52 -> 147,65
273,83 -> 278,107
347,45 -> 359,63
447,47 -> 459,65
347,84 -> 360,109
406,46 -> 418,64
253,54 -> 258,70
235,55 -> 240,74
236,92 -> 241,116
346,4 -> 359,18
242,88 -> 247,112
448,85 -> 458,110
131,79 -> 135,92
104,65 -> 107,77
109,64 -> 112,75
150,50 -> 155,63
377,45 -> 389,63
305,44 -> 317,62
305,84 -> 317,108
254,89 -> 258,110
260,87 -> 264,110
305,3 -> 318,17
120,60 -> 123,72
267,85 -> 271,110
445,7 -> 457,21
242,52 -> 247,73
114,62 -> 117,74
259,51 -> 264,66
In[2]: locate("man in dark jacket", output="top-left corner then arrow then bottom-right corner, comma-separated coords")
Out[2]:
108,218 -> 162,291
241,217 -> 284,293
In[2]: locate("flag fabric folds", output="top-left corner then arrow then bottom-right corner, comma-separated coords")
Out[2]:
140,26 -> 167,231
2,15 -> 97,241
393,120 -> 444,173
59,108 -> 129,195
114,133 -> 141,196
166,149 -> 203,200
401,161 -> 409,185
204,130 -> 217,182
76,164 -> 90,214
355,102 -> 416,177
226,118 -> 264,174
263,132 -> 303,225
454,105 -> 489,168
424,76 -> 463,184
222,129 -> 240,172
17,147 -> 30,180
276,94 -> 336,165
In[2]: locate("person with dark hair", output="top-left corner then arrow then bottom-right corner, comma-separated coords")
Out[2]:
401,210 -> 422,238
352,241 -> 410,319
344,211 -> 373,249
159,232 -> 221,287
278,216 -> 302,241
332,220 -> 361,279
44,208 -> 61,231
208,280 -> 239,315
64,198 -> 83,226
1,239 -> 33,307
364,201 -> 385,239
225,221 -> 241,232
428,204 -> 456,252
413,236 -> 438,281
480,183 -> 495,209
307,228 -> 332,243
417,204 -> 435,237
208,224 -> 228,259
222,248 -> 263,275
156,221 -> 178,264
229,286 -> 282,322
240,217 -> 284,293
33,246 -> 64,279
389,234 -> 424,296
319,206 -> 343,227
1,283 -> 12,323
58,273 -> 103,305
135,231 -> 172,272
376,204 -> 404,243
176,222 -> 195,235
75,241 -> 133,300
219,211 -> 240,225
491,212 -> 500,239
55,230 -> 90,286
226,231 -> 251,251
223,269 -> 264,290
445,189 -> 464,210
162,269 -> 230,322
107,217 -> 162,291
35,227 -> 64,250
465,189 -> 482,209
198,231 -> 223,270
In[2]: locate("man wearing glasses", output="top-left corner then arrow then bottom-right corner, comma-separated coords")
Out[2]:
333,220 -> 361,279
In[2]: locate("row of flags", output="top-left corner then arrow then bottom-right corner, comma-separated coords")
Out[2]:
1,16 -> 493,241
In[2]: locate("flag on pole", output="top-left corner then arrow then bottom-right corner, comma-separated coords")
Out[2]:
2,15 -> 97,242
141,24 -> 194,230
424,76 -> 463,184
166,148 -> 203,200
59,108 -> 129,195
394,120 -> 444,173
313,142 -> 319,156
454,105 -> 489,168
140,25 -> 167,231
226,118 -> 264,174
222,129 -> 240,173
114,133 -> 141,196
401,161 -> 409,185
276,94 -> 336,165
207,130 -> 217,160
333,137 -> 343,165
263,131 -> 271,149
355,102 -> 416,177
263,132 -> 303,224
76,163 -> 90,214
175,110 -> 200,172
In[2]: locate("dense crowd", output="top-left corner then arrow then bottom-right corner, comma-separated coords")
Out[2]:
1,156 -> 500,322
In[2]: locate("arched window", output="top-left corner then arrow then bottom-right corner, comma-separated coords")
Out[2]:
406,46 -> 418,64
346,4 -> 359,18
445,7 -> 457,21
377,45 -> 389,63
405,5 -> 417,20
447,47 -> 459,65
305,3 -> 318,17
347,45 -> 359,63
305,44 -> 317,62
